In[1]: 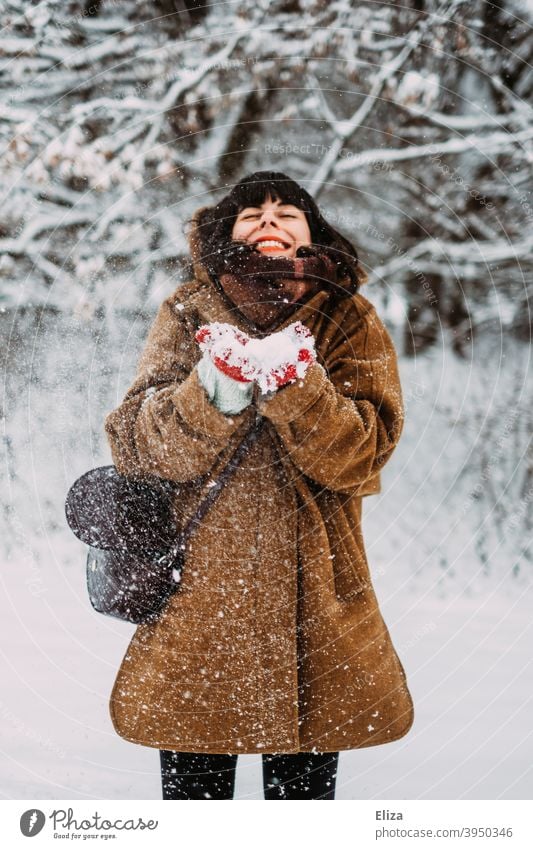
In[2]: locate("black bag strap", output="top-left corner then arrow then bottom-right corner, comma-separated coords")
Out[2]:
163,414 -> 264,567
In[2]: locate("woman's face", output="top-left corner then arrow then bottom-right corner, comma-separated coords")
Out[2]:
231,194 -> 312,258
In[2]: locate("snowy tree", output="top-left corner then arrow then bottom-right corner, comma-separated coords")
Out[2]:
0,0 -> 531,348
0,0 -> 531,580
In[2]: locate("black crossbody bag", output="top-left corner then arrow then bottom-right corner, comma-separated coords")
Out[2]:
65,421 -> 262,624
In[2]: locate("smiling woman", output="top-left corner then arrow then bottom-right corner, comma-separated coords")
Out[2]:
104,170 -> 414,801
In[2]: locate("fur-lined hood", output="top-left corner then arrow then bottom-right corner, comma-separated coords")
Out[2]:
187,205 -> 213,285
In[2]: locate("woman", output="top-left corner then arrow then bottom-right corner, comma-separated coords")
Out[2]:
104,171 -> 415,800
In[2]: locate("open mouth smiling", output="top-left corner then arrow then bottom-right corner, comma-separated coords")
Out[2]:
252,236 -> 291,253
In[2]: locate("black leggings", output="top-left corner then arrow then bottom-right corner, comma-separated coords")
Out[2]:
160,749 -> 339,800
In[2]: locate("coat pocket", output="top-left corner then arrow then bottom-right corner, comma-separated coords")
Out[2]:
322,496 -> 370,601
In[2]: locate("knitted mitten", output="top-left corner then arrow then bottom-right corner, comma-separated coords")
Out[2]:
256,321 -> 316,393
196,350 -> 253,414
195,319 -> 317,402
195,323 -> 261,383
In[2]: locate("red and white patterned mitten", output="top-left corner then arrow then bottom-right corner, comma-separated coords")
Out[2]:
195,322 -> 260,383
195,320 -> 317,395
247,321 -> 317,394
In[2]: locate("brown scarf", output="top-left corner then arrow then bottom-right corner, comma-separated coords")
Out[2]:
211,244 -> 343,332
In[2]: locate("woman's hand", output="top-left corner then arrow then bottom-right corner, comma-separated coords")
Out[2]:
258,322 -> 316,392
195,321 -> 317,395
196,351 -> 254,415
195,323 -> 261,384
195,323 -> 259,415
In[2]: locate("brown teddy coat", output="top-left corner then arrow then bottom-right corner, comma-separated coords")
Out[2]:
104,212 -> 415,754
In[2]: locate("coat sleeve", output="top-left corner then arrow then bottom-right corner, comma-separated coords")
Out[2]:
256,299 -> 404,495
104,292 -> 256,482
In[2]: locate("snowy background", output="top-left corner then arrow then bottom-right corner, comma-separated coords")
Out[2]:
1,0 -> 531,799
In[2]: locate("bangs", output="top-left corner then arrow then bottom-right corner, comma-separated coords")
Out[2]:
227,172 -> 314,213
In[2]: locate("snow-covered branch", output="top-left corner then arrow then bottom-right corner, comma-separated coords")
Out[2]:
335,126 -> 533,171
310,0 -> 468,197
0,0 -> 530,350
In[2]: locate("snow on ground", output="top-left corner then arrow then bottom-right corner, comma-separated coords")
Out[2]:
1,533 -> 530,800
0,309 -> 530,799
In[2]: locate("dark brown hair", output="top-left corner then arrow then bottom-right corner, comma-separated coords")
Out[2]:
193,171 -> 368,293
